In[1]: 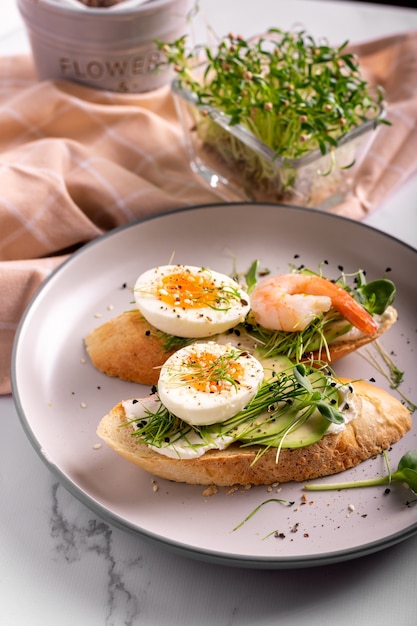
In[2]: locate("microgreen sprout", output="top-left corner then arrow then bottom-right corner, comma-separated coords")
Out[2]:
167,348 -> 245,393
158,330 -> 191,354
360,341 -> 416,413
362,340 -> 405,390
355,276 -> 396,316
304,451 -> 417,498
228,256 -> 269,294
232,498 -> 293,532
244,259 -> 260,295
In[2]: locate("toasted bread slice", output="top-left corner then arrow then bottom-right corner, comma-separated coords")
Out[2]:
97,379 -> 411,486
84,310 -> 178,386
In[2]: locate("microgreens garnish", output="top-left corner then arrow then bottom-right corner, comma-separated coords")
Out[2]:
158,28 -> 387,161
362,338 -> 413,391
166,348 -> 244,393
157,330 -> 191,354
211,284 -> 247,311
244,259 -> 260,295
305,451 -> 417,499
128,401 -> 195,449
243,310 -> 346,363
128,361 -> 347,458
358,340 -> 416,413
354,271 -> 396,316
293,363 -> 344,425
228,256 -> 270,295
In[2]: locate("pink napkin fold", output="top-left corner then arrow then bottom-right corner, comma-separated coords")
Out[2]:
1,30 -> 417,394
0,56 -> 223,393
331,30 -> 417,218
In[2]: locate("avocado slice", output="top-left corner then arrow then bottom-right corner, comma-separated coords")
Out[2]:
214,367 -> 339,449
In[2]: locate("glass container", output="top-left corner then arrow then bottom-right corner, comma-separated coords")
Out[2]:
172,79 -> 384,210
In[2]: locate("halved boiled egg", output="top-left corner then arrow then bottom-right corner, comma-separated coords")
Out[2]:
157,341 -> 264,426
133,264 -> 250,338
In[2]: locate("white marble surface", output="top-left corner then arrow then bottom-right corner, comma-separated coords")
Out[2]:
1,1 -> 417,625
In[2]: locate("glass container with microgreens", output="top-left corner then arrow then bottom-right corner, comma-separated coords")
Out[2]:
158,28 -> 388,210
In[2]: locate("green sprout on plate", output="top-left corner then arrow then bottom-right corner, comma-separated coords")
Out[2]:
304,451 -> 417,501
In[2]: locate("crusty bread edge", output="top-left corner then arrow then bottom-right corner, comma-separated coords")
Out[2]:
96,378 -> 411,486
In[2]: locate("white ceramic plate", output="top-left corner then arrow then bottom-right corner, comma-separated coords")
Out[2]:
12,203 -> 417,569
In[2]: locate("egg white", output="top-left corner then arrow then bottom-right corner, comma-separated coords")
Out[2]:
157,341 -> 264,426
133,264 -> 250,338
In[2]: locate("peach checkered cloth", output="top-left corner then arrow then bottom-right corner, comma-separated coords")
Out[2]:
1,30 -> 417,394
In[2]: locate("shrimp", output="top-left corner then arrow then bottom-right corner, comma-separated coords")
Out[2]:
250,273 -> 378,335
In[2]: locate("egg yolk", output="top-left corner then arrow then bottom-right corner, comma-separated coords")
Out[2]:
158,271 -> 228,309
181,350 -> 245,394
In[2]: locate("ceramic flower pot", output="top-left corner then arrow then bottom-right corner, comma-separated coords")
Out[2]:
18,0 -> 189,92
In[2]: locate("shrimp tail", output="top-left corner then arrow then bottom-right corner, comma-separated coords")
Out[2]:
303,276 -> 378,336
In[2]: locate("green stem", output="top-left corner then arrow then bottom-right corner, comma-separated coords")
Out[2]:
304,475 -> 390,491
232,498 -> 288,531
